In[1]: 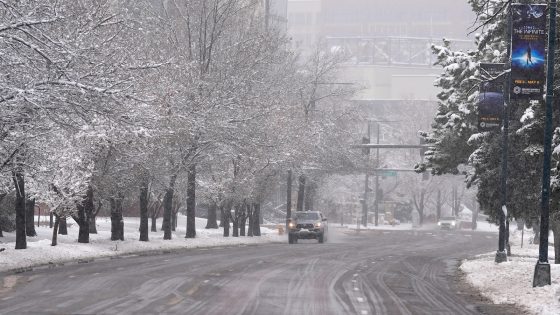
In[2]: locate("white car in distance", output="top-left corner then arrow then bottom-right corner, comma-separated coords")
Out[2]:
438,216 -> 458,230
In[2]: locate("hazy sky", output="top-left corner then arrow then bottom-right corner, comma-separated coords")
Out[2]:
288,0 -> 477,40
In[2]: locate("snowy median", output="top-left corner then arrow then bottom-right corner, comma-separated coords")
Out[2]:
460,229 -> 560,315
0,215 -> 285,273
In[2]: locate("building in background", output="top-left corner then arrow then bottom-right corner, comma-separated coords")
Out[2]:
287,0 -> 476,101
265,0 -> 289,32
286,1 -> 478,210
287,0 -> 322,52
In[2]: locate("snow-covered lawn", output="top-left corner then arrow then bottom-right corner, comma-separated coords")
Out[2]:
461,229 -> 560,315
340,220 -> 499,232
340,222 -> 414,230
0,215 -> 285,273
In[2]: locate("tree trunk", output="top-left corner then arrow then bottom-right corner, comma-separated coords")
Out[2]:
253,203 -> 261,236
76,186 -> 92,244
206,203 -> 219,229
13,169 -> 26,249
110,196 -> 124,241
83,186 -> 94,237
25,197 -> 36,237
286,170 -> 292,229
171,211 -> 177,232
0,194 -> 4,236
110,198 -> 118,240
223,206 -> 230,237
247,204 -> 254,237
151,213 -> 157,232
51,215 -> 59,246
119,199 -> 124,241
219,205 -> 224,227
49,212 -> 53,229
139,175 -> 149,242
89,216 -> 97,234
163,175 -> 177,240
296,174 -> 305,212
171,198 -> 180,232
232,205 -> 239,237
186,164 -> 196,238
304,181 -> 315,211
58,216 -> 67,235
240,207 -> 246,237
506,219 -> 511,256
75,201 -> 87,243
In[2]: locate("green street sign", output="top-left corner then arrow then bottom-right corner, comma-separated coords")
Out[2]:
378,170 -> 397,177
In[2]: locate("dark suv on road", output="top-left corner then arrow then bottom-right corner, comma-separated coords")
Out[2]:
288,211 -> 328,244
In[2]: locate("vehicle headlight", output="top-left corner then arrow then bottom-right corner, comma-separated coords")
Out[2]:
437,222 -> 441,226
288,222 -> 294,228
451,221 -> 456,226
315,222 -> 321,227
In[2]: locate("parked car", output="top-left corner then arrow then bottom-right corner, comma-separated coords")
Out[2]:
288,211 -> 328,244
438,216 -> 458,230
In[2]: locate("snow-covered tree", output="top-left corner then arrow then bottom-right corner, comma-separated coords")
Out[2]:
1,0 -> 160,247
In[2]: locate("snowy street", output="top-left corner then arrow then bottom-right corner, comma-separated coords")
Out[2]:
0,227 -> 522,315
3,1 -> 560,314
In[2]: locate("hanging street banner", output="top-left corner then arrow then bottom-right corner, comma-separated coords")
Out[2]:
478,63 -> 504,131
510,4 -> 547,100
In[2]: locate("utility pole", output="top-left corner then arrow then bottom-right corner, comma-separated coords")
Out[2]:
374,122 -> 381,226
286,170 -> 292,230
361,124 -> 370,227
364,120 -> 399,226
533,0 -> 556,287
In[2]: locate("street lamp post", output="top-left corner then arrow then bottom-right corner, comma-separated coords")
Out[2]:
533,0 -> 556,287
495,7 -> 512,264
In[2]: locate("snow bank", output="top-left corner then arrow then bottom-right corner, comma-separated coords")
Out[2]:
0,215 -> 284,273
340,220 -> 499,233
461,229 -> 560,315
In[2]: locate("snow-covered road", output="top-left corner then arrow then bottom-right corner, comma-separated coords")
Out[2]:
0,228 -> 523,314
